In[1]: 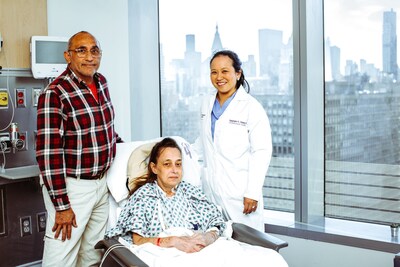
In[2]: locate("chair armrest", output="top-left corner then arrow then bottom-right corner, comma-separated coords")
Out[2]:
231,222 -> 288,252
394,252 -> 400,267
95,238 -> 149,267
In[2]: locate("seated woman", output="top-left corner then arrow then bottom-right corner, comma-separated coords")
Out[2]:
105,137 -> 288,267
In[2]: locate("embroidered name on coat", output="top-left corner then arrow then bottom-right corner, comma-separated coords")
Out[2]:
229,119 -> 247,126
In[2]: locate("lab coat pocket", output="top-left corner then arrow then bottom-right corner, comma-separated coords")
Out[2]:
216,121 -> 249,160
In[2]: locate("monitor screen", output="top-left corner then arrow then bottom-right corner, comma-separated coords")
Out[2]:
30,36 -> 69,79
35,41 -> 67,64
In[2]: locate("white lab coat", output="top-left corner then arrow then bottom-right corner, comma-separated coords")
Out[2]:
194,86 -> 272,231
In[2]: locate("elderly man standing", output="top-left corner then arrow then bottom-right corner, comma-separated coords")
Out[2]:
36,31 -> 121,267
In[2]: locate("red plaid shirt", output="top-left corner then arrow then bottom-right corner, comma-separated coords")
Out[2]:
36,68 -> 119,211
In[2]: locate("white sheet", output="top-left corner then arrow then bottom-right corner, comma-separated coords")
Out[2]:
109,196 -> 288,267
119,236 -> 288,267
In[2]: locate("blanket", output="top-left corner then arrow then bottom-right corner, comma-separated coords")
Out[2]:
118,228 -> 288,267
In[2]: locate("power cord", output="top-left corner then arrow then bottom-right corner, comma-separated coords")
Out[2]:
98,242 -> 127,267
0,141 -> 6,173
0,46 -> 15,132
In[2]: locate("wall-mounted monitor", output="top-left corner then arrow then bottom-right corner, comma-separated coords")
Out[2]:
30,36 -> 68,79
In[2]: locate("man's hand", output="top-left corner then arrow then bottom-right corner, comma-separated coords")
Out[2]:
52,208 -> 77,241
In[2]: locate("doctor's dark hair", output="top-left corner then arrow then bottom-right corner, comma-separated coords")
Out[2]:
210,50 -> 250,93
128,137 -> 182,195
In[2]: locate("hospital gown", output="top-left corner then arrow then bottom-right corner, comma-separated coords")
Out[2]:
105,181 -> 288,267
105,180 -> 226,242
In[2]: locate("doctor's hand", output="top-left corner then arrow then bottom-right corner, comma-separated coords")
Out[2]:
243,197 -> 258,215
52,208 -> 77,241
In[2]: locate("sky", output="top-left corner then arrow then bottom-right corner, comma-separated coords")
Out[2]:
159,0 -> 400,74
159,0 -> 292,62
325,0 -> 400,70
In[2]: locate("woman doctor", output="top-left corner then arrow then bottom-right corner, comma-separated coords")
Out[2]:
195,50 -> 272,231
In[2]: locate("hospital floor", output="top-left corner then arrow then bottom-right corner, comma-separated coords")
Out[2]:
16,261 -> 42,267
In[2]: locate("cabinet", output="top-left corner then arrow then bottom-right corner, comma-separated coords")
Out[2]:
0,0 -> 47,68
0,176 -> 45,267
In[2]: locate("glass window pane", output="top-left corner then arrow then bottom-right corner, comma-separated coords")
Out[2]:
159,0 -> 294,213
324,1 -> 400,225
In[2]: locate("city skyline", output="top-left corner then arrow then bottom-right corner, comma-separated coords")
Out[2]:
159,1 -> 400,226
160,0 -> 400,75
159,0 -> 292,66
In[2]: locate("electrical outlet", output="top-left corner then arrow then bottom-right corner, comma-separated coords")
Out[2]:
0,132 -> 9,142
32,88 -> 42,107
20,216 -> 32,237
36,212 -> 46,232
0,133 -> 10,153
15,88 -> 26,108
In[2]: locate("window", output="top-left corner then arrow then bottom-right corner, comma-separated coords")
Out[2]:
159,0 -> 294,213
324,1 -> 400,225
156,0 -> 400,229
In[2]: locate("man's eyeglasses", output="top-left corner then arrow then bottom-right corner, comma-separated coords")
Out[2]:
68,48 -> 102,58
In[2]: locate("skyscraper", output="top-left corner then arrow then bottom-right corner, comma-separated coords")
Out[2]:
211,24 -> 223,54
183,34 -> 201,96
258,29 -> 283,84
382,8 -> 398,80
330,45 -> 341,81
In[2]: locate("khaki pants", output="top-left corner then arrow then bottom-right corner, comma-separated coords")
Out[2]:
41,177 -> 109,267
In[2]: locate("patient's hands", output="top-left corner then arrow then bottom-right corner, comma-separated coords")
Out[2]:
165,231 -> 219,253
133,231 -> 219,253
192,231 -> 219,246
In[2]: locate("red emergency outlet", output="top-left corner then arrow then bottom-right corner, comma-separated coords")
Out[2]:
15,88 -> 26,108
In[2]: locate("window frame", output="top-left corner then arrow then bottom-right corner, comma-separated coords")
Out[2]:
128,0 -> 400,253
293,0 -> 325,224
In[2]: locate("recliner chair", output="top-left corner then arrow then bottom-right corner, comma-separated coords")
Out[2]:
96,222 -> 288,267
95,137 -> 288,267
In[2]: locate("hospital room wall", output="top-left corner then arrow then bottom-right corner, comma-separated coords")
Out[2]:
46,1 -> 395,266
47,0 -> 149,143
48,0 -> 161,141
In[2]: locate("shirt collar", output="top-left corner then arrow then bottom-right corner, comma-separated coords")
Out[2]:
212,89 -> 238,119
67,68 -> 99,86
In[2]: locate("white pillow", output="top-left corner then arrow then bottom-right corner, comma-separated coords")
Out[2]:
107,193 -> 126,230
172,136 -> 201,187
106,136 -> 201,203
106,141 -> 146,203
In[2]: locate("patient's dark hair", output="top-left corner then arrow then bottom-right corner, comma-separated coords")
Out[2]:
129,137 -> 182,195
